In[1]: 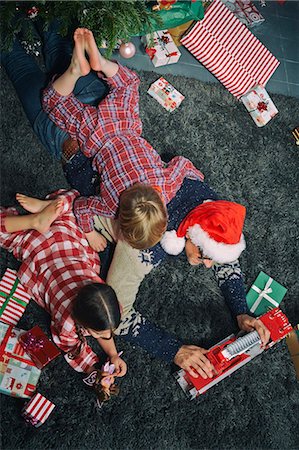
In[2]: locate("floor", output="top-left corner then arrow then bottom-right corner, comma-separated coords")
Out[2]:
114,1 -> 299,98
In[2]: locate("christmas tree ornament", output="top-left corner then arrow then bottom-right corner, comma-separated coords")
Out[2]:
119,42 -> 136,59
27,6 -> 39,19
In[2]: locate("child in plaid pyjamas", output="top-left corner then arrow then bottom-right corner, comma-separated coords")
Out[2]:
42,28 -> 204,252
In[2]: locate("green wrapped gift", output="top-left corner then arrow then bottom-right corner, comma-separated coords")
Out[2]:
246,271 -> 287,316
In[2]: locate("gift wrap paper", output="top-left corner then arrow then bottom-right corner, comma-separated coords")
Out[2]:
240,85 -> 278,127
0,322 -> 41,398
221,0 -> 265,27
0,268 -> 31,326
19,325 -> 60,369
246,271 -> 287,316
23,392 -> 55,427
148,77 -> 185,112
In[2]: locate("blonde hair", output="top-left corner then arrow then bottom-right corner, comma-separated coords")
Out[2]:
118,183 -> 168,250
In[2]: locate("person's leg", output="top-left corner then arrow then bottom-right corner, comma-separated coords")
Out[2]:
1,39 -> 47,127
3,198 -> 63,234
1,37 -> 69,158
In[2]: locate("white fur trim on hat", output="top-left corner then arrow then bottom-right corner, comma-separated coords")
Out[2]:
160,230 -> 185,255
188,224 -> 246,264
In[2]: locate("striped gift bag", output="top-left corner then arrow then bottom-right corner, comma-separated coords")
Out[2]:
22,393 -> 55,427
0,269 -> 31,326
181,0 -> 279,98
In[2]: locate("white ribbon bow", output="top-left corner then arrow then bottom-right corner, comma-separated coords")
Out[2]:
250,277 -> 279,313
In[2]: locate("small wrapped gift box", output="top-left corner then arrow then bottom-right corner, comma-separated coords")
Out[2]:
22,393 -> 55,427
246,271 -> 287,316
0,321 -> 41,398
0,268 -> 31,326
240,85 -> 278,127
221,0 -> 265,28
142,30 -> 181,67
18,326 -> 60,369
148,77 -> 185,112
292,127 -> 299,145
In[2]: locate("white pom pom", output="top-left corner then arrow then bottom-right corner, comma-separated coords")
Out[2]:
160,230 -> 185,255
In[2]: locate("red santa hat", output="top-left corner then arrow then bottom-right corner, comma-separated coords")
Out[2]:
160,200 -> 246,264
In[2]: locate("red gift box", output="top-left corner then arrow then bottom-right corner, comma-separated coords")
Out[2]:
18,326 -> 60,369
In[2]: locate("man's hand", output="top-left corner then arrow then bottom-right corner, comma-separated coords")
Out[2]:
237,314 -> 271,348
185,239 -> 201,266
174,345 -> 216,379
85,229 -> 107,252
110,354 -> 127,377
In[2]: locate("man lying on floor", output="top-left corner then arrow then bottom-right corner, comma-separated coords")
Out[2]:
1,22 -> 270,382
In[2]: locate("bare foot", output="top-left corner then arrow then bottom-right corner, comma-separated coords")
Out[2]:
16,194 -> 51,213
33,198 -> 64,233
73,28 -> 91,76
83,29 -> 102,72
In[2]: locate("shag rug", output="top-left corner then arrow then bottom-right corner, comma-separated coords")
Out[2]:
1,65 -> 299,450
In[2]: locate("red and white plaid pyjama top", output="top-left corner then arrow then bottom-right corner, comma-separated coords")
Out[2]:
0,190 -> 103,373
42,65 -> 204,233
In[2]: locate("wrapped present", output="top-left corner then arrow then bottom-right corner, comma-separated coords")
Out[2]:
291,127 -> 299,145
240,85 -> 278,127
168,20 -> 194,46
19,326 -> 60,370
246,271 -> 287,316
148,77 -> 185,112
0,268 -> 31,326
22,393 -> 55,427
142,30 -> 181,67
0,321 -> 41,398
221,0 -> 265,28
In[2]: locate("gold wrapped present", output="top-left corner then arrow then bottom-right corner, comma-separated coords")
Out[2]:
168,20 -> 194,46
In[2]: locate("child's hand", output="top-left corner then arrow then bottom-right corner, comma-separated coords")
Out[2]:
85,229 -> 107,252
110,354 -> 127,377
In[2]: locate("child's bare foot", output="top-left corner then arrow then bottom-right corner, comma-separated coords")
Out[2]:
33,198 -> 63,233
16,194 -> 51,213
73,28 -> 91,76
83,29 -> 102,72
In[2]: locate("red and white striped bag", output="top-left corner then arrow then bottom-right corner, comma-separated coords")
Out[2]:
22,393 -> 55,427
181,0 -> 279,98
0,269 -> 31,326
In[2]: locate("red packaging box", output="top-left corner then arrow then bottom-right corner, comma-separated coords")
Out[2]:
18,326 -> 60,369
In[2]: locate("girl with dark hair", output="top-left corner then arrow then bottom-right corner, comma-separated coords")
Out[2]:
0,189 -> 127,377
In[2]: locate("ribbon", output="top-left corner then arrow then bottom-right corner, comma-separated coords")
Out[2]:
247,90 -> 269,115
0,278 -> 27,317
166,51 -> 178,57
23,413 -> 40,427
21,332 -> 45,352
250,277 -> 279,313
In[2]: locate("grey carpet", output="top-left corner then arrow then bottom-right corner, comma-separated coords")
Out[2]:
1,66 -> 299,450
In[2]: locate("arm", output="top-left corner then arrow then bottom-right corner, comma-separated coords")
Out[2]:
213,261 -> 270,345
51,322 -> 99,373
96,337 -> 127,377
74,196 -> 113,234
118,310 -> 215,379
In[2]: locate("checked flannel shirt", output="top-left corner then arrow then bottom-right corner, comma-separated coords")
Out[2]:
43,64 -> 204,233
0,190 -> 103,373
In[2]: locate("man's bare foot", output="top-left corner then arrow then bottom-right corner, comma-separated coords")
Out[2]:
83,29 -> 102,72
33,199 -> 63,233
16,194 -> 51,213
73,28 -> 91,76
